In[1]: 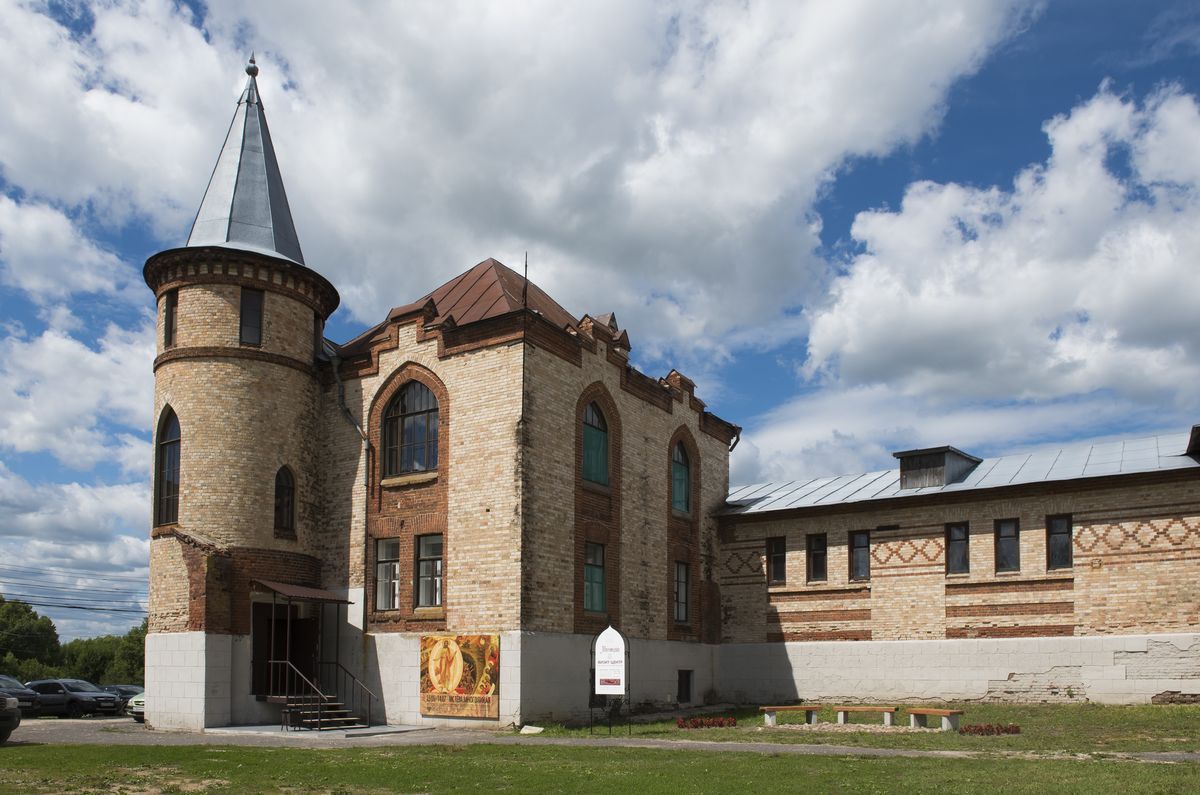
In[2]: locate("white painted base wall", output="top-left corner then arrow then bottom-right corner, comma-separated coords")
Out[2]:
717,633 -> 1200,705
145,631 -> 231,730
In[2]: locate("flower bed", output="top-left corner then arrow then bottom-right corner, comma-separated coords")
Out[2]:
677,716 -> 738,729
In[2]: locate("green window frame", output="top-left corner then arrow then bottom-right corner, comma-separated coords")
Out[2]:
582,403 -> 609,485
584,542 -> 605,612
671,442 -> 690,512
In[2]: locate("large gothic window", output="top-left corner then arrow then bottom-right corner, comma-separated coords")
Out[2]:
582,402 -> 609,485
155,408 -> 181,526
382,381 -> 439,476
671,442 -> 690,513
274,467 -> 295,534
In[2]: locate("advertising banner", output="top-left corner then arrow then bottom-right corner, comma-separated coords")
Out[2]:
419,634 -> 500,718
594,625 -> 626,695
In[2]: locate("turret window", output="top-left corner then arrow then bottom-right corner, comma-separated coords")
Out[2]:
240,288 -> 264,345
274,467 -> 295,535
155,408 -> 181,526
671,442 -> 690,512
163,290 -> 177,348
382,381 -> 439,476
582,403 -> 609,485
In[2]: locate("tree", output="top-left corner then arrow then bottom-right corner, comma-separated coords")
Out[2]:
0,596 -> 61,663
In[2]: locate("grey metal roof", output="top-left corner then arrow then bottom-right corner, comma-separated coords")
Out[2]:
187,58 -> 305,265
726,428 -> 1200,516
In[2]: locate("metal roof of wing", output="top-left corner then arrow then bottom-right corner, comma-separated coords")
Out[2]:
187,57 -> 305,265
724,427 -> 1199,515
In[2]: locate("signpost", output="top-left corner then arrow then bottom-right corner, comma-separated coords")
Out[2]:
590,625 -> 629,735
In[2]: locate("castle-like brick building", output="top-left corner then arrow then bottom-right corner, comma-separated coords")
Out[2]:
143,61 -> 1199,730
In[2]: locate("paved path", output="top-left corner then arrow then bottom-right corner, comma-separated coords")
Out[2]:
7,716 -> 1200,764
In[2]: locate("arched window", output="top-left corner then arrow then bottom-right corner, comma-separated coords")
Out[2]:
671,442 -> 690,513
383,381 -> 439,476
155,409 -> 181,526
274,467 -> 295,533
582,402 -> 609,485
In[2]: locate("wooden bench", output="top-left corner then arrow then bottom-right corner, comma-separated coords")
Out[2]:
759,705 -> 821,727
832,705 -> 899,726
907,708 -> 964,731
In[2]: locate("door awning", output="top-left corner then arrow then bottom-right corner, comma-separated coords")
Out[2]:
251,579 -> 352,604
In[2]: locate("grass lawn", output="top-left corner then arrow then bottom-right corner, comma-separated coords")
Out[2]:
1,743 -> 1199,794
538,703 -> 1200,754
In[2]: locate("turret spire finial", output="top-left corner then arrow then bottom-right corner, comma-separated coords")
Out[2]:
246,53 -> 258,77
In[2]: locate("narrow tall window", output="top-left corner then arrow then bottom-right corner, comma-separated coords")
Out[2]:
376,539 -> 400,610
674,561 -> 689,623
155,409 -> 181,526
582,403 -> 609,485
945,522 -> 970,574
767,537 -> 786,584
382,381 -> 439,476
1047,515 -> 1073,570
163,289 -> 177,348
240,288 -> 264,345
849,531 -> 871,581
584,542 -> 606,612
671,442 -> 690,512
274,467 -> 295,534
312,313 -> 324,360
415,534 -> 444,608
806,534 -> 827,582
995,518 -> 1020,573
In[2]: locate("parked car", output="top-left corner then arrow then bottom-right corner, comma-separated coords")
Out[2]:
0,675 -> 39,717
126,692 -> 145,723
24,679 -> 121,717
0,696 -> 19,744
102,684 -> 144,710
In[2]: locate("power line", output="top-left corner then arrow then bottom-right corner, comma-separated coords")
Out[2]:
0,563 -> 148,584
0,576 -> 147,597
13,601 -> 146,615
1,592 -> 146,610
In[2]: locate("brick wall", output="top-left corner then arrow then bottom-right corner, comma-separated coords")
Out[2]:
719,474 -> 1200,643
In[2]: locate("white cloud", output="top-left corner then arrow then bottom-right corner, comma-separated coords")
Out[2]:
735,85 -> 1200,483
0,312 -> 156,469
0,196 -> 135,300
0,461 -> 148,543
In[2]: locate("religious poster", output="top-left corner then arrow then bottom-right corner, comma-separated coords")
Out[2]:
594,625 -> 626,695
419,634 -> 500,718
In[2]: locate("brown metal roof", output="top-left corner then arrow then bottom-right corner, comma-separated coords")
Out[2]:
251,579 -> 352,604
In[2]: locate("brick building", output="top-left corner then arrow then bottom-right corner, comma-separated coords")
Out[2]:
143,61 -> 1199,730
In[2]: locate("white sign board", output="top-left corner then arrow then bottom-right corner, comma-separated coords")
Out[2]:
594,625 -> 626,696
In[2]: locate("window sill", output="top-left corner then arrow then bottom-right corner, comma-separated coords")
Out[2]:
410,607 -> 445,620
945,572 -> 970,578
381,471 -> 438,488
671,508 -> 693,521
273,529 -> 297,541
995,570 -> 1023,577
239,341 -> 262,348
581,480 -> 612,495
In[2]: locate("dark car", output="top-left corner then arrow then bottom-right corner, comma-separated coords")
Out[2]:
0,675 -> 39,717
102,684 -> 144,710
0,695 -> 19,744
25,679 -> 121,717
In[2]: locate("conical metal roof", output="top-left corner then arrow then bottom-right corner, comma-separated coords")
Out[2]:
187,57 -> 305,265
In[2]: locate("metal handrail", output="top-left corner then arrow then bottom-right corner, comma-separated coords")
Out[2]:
317,660 -> 377,727
267,659 -> 334,731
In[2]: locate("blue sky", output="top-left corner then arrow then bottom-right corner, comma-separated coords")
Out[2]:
1,1 -> 1198,639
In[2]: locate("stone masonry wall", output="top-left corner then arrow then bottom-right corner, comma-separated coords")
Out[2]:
317,322 -> 525,633
719,475 -> 1200,644
523,331 -> 731,641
